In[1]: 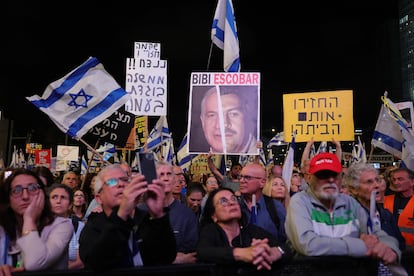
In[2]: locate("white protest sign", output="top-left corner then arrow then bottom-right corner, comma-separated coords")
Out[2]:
56,145 -> 79,161
125,42 -> 167,116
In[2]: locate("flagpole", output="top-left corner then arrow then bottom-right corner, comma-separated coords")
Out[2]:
368,145 -> 374,163
206,42 -> 214,70
79,138 -> 110,166
81,139 -> 100,190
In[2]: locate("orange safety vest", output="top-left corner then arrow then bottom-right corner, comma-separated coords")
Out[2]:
384,194 -> 414,246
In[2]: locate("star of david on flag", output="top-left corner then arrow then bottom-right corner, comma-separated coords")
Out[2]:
26,57 -> 131,140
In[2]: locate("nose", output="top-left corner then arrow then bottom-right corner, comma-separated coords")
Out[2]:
224,113 -> 232,128
117,180 -> 126,188
21,188 -> 30,199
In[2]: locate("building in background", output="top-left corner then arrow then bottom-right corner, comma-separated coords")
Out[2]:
399,0 -> 414,101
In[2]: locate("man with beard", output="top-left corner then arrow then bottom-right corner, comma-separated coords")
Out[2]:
285,152 -> 401,267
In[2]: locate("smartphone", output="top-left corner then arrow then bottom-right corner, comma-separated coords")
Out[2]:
137,152 -> 157,184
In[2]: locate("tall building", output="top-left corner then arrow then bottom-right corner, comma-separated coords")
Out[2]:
399,0 -> 414,100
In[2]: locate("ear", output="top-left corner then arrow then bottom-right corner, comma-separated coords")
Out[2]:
259,178 -> 265,189
347,185 -> 357,196
212,214 -> 218,223
95,194 -> 103,205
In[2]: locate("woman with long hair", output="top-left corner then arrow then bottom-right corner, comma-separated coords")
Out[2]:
0,168 -> 73,274
47,183 -> 85,270
262,175 -> 290,209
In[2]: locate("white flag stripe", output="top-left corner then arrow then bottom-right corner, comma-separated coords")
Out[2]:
211,0 -> 240,72
177,133 -> 195,172
383,96 -> 414,171
282,134 -> 295,193
26,57 -> 130,139
146,116 -> 172,151
267,132 -> 288,148
371,104 -> 403,158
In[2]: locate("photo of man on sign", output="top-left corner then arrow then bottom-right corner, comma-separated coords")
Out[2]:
188,85 -> 259,155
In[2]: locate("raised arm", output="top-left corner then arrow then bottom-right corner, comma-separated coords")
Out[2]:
301,138 -> 314,167
331,138 -> 342,163
207,153 -> 224,182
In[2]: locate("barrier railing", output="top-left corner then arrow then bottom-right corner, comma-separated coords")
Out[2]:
13,253 -> 414,276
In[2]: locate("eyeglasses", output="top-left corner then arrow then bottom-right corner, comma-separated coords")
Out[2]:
314,171 -> 339,180
238,174 -> 263,181
104,177 -> 131,187
10,183 -> 40,197
361,177 -> 381,185
216,195 -> 238,207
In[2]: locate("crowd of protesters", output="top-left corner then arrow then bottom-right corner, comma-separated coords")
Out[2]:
0,143 -> 413,275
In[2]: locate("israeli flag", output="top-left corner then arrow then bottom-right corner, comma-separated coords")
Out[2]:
177,133 -> 195,173
161,138 -> 175,164
351,136 -> 367,164
382,95 -> 414,171
317,141 -> 328,154
282,134 -> 296,193
211,0 -> 240,72
81,155 -> 88,175
26,57 -> 130,140
372,104 -> 403,159
146,116 -> 172,151
267,132 -> 288,148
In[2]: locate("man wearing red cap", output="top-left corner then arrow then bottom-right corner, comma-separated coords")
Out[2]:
285,152 -> 401,267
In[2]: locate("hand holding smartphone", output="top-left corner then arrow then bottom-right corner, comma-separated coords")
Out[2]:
137,152 -> 157,184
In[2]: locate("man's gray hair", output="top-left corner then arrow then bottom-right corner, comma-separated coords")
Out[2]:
94,163 -> 125,195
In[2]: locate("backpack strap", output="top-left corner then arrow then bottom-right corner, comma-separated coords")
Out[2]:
263,195 -> 280,229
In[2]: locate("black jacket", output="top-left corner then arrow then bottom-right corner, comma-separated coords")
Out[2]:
197,222 -> 291,275
79,206 -> 176,271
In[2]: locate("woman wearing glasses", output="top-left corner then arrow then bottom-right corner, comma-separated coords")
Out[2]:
0,168 -> 73,274
197,188 -> 291,275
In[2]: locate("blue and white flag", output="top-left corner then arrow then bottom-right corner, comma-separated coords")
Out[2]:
238,154 -> 249,167
317,141 -> 328,154
372,96 -> 404,159
267,132 -> 288,148
250,194 -> 257,225
81,155 -> 88,175
177,133 -> 196,173
161,137 -> 176,164
26,154 -> 34,170
146,116 -> 172,151
351,136 -> 367,164
381,94 -> 414,171
309,143 -> 316,160
26,57 -> 130,140
258,147 -> 267,167
267,148 -> 274,165
282,133 -> 296,192
96,142 -> 116,161
211,0 -> 240,72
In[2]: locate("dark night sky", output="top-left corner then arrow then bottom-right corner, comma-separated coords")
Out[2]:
0,1 -> 401,151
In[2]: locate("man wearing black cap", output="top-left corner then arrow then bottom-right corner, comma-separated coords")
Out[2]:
285,152 -> 401,267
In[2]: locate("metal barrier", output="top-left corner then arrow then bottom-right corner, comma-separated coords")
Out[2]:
13,254 -> 413,276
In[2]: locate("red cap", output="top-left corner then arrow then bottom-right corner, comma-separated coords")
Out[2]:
309,152 -> 342,174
